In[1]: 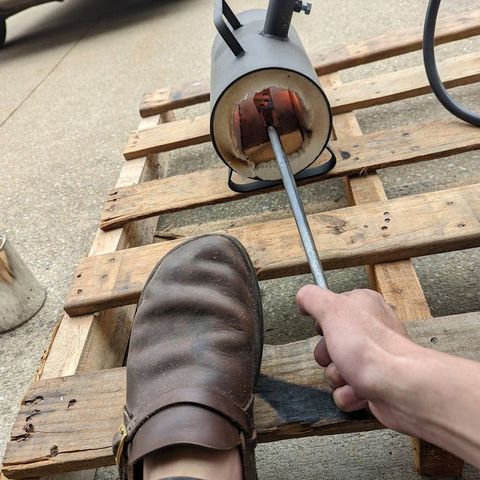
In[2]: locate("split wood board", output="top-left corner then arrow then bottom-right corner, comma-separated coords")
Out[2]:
3,312 -> 480,479
105,119 -> 480,230
139,9 -> 480,117
65,184 -> 480,316
126,53 -> 480,161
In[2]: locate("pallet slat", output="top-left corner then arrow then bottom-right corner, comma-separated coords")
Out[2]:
105,119 -> 480,230
331,52 -> 480,114
326,72 -> 464,475
38,114 -> 169,382
66,184 -> 480,316
127,53 -> 480,161
139,9 -> 480,117
3,312 -> 479,479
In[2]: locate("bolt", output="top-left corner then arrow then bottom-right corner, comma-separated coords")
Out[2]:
294,1 -> 312,15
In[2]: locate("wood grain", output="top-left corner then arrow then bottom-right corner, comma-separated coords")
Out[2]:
325,73 -> 435,325
139,9 -> 480,117
124,115 -> 210,160
66,184 -> 480,316
326,73 -> 464,475
106,119 -> 480,230
38,114 -> 170,382
3,312 -> 479,479
30,114 -> 173,480
330,52 -> 480,114
128,52 -> 480,161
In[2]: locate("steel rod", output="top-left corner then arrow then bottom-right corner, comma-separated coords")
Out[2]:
263,0 -> 296,38
267,126 -> 328,288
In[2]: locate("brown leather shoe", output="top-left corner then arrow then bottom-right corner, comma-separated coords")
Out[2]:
113,234 -> 263,480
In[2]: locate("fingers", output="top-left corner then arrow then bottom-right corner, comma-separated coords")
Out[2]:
333,385 -> 368,413
314,338 -> 331,367
324,363 -> 346,390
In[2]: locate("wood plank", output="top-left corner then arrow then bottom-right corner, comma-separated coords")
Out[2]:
38,114 -> 171,382
330,52 -> 480,115
34,114 -> 172,480
326,75 -> 434,325
141,81 -> 209,117
139,9 -> 480,116
108,119 -> 480,230
32,114 -> 171,480
327,72 -> 464,475
127,51 -> 480,161
3,312 -> 479,479
152,166 -> 480,242
66,184 -> 480,316
124,115 -> 210,160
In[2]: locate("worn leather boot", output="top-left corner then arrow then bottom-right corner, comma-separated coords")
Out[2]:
113,234 -> 263,480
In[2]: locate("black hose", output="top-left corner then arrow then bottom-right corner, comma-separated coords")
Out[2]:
423,0 -> 480,126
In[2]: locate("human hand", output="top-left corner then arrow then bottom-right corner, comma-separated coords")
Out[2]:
296,286 -> 420,430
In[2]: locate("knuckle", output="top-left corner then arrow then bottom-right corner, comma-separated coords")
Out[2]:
362,289 -> 382,299
296,284 -> 317,303
352,289 -> 384,305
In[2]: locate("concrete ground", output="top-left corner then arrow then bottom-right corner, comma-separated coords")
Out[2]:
1,0 -> 479,478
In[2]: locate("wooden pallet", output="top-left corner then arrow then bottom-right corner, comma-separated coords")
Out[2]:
3,9 -> 480,479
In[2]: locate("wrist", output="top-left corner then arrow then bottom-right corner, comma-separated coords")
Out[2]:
371,340 -> 480,467
364,338 -> 428,430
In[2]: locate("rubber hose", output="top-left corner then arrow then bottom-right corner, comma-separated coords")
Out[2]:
423,0 -> 480,126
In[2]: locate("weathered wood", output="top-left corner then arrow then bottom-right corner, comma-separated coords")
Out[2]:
3,312 -> 479,479
34,114 -> 172,480
330,52 -> 480,115
326,75 -> 434,325
108,119 -> 480,230
124,115 -> 210,160
154,198 -> 343,242
141,81 -> 210,117
39,113 -> 170,380
128,52 -> 480,161
139,9 -> 480,116
327,72 -> 464,475
66,184 -> 480,316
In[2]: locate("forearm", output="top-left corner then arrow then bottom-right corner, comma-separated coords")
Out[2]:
296,286 -> 480,465
383,345 -> 480,468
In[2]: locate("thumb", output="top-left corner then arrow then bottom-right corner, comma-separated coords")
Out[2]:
296,285 -> 337,327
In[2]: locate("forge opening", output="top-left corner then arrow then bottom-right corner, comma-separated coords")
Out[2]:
233,87 -> 310,166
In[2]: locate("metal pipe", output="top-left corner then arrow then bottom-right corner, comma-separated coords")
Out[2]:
263,0 -> 297,38
267,126 -> 328,288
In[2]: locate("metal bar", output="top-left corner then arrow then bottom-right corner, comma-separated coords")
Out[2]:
267,126 -> 328,288
263,0 -> 296,38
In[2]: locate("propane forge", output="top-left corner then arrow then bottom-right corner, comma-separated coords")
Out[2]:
210,0 -> 334,287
